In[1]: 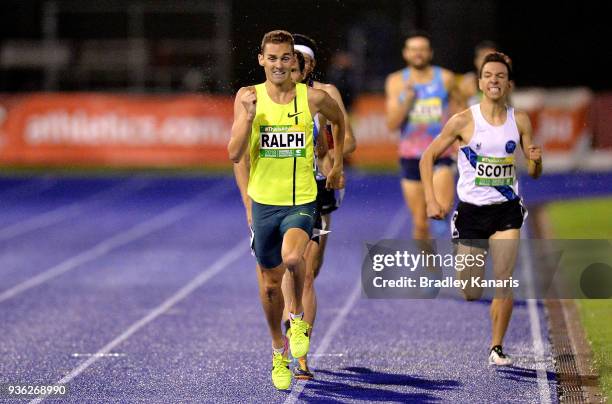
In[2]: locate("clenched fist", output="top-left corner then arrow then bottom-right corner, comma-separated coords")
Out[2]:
527,145 -> 542,163
325,166 -> 344,190
240,86 -> 257,119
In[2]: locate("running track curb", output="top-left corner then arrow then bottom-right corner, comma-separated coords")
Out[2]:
533,206 -> 606,403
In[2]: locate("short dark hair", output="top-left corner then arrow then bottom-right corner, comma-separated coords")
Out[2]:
292,33 -> 318,58
294,51 -> 305,73
475,40 -> 498,55
405,30 -> 432,46
260,30 -> 294,54
479,52 -> 513,80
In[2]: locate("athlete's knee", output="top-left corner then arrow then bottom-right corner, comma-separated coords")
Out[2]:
261,272 -> 282,290
282,251 -> 303,269
461,287 -> 484,301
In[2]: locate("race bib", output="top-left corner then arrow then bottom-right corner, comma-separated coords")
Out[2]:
259,125 -> 306,158
409,98 -> 443,124
475,156 -> 515,186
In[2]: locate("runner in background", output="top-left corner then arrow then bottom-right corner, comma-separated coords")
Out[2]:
459,40 -> 499,106
281,33 -> 356,380
384,31 -> 460,242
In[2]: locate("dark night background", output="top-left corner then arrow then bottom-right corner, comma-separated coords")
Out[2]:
1,0 -> 609,93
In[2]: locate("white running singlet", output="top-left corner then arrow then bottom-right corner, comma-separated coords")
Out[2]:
457,104 -> 521,206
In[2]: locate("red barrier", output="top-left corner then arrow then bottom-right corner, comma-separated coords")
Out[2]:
590,93 -> 612,149
0,93 -> 234,167
0,91 -> 602,168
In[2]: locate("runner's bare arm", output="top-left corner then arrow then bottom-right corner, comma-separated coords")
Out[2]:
516,110 -> 542,179
385,73 -> 415,130
443,69 -> 466,113
309,88 -> 345,189
232,153 -> 252,226
458,72 -> 477,103
228,86 -> 257,162
315,114 -> 329,159
321,83 -> 356,155
420,112 -> 468,219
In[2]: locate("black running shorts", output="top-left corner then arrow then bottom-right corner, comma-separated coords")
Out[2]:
312,178 -> 344,244
451,198 -> 527,246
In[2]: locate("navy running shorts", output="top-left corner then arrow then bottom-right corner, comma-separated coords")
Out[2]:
251,200 -> 317,269
400,157 -> 454,181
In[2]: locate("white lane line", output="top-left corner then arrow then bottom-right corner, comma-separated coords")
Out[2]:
284,207 -> 407,403
0,178 -> 151,241
71,353 -> 126,358
520,229 -> 552,404
382,207 -> 408,239
0,181 -> 228,304
30,237 -> 249,404
0,178 -> 57,199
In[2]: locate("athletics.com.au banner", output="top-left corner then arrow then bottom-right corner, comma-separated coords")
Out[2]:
0,89 -> 594,168
0,93 -> 233,167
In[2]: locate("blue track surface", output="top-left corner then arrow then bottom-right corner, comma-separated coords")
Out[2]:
0,172 -> 610,403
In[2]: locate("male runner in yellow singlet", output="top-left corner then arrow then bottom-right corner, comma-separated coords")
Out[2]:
228,30 -> 345,390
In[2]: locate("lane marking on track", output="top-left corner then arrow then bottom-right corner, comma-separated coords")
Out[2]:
284,207 -> 407,403
30,237 -> 249,404
520,228 -> 553,404
0,180 -> 228,304
0,178 -> 151,241
70,353 -> 126,358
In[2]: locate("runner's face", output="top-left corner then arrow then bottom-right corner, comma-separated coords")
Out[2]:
290,58 -> 304,83
403,37 -> 432,69
479,62 -> 512,101
475,47 -> 496,71
302,54 -> 315,80
258,42 -> 294,85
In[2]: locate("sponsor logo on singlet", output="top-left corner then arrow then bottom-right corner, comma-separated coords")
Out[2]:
409,98 -> 443,124
505,140 -> 517,154
259,125 -> 306,158
475,156 -> 515,186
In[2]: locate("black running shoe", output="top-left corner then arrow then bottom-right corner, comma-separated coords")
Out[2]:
293,363 -> 314,380
488,345 -> 513,366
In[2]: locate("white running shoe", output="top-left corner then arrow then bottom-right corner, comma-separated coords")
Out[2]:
488,345 -> 513,366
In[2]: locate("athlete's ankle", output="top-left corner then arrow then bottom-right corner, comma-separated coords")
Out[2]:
273,337 -> 288,354
289,312 -> 304,321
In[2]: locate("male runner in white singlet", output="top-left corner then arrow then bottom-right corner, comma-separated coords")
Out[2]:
420,52 -> 542,366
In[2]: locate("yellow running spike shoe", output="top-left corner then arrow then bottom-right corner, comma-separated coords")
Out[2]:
287,317 -> 311,358
272,351 -> 292,390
